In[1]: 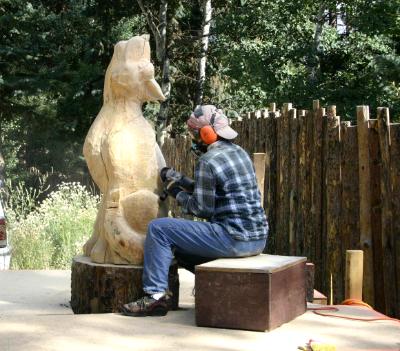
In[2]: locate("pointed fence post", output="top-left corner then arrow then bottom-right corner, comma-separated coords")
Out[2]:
377,107 -> 396,316
356,105 -> 375,306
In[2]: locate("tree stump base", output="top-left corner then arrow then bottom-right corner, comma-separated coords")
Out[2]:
71,255 -> 179,314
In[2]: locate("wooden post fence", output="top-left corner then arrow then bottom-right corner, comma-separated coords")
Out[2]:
161,101 -> 400,318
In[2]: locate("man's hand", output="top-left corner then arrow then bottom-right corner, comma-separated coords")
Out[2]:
159,167 -> 195,199
160,167 -> 172,183
165,179 -> 184,198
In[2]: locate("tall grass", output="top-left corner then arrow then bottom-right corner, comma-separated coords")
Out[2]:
4,182 -> 99,269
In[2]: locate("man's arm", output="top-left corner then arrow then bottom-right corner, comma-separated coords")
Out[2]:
176,160 -> 215,219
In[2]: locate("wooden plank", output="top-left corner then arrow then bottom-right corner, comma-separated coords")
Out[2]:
242,117 -> 249,151
236,118 -> 244,148
311,106 -> 325,290
289,108 -> 298,255
253,153 -> 266,207
313,289 -> 328,305
389,123 -> 400,318
340,124 -> 360,253
256,112 -> 266,153
236,116 -> 244,150
255,110 -> 263,152
249,111 -> 257,156
295,110 -> 307,257
263,117 -> 272,216
325,114 -> 342,304
321,112 -> 328,297
305,262 -> 315,302
356,106 -> 375,306
240,117 -> 248,153
196,254 -> 306,273
249,115 -> 254,153
304,109 -> 314,264
377,107 -> 396,317
264,113 -> 278,254
276,104 -> 291,255
275,112 -> 283,255
345,250 -> 364,301
369,122 -> 385,312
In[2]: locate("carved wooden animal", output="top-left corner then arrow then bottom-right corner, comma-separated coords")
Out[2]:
83,35 -> 167,264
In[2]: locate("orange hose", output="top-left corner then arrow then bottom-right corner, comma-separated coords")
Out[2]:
308,299 -> 400,324
340,298 -> 373,309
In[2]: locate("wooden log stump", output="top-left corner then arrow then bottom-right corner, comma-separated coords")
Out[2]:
71,255 -> 179,314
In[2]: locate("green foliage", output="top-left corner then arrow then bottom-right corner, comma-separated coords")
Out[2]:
0,0 -> 146,182
1,0 -> 399,184
0,118 -> 25,183
5,181 -> 99,269
2,175 -> 49,219
208,0 -> 400,121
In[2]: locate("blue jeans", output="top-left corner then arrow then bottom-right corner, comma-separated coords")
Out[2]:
143,217 -> 266,294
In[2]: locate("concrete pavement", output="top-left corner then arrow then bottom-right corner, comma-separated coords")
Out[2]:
0,269 -> 399,351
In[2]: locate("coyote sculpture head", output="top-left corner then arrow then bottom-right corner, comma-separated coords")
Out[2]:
104,35 -> 165,104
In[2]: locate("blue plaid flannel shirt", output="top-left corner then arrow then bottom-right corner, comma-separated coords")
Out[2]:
176,140 -> 268,241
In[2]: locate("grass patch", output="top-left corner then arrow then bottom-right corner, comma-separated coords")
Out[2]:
4,182 -> 99,269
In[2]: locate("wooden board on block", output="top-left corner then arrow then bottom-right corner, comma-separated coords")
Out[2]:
313,289 -> 328,305
195,254 -> 307,331
196,254 -> 306,273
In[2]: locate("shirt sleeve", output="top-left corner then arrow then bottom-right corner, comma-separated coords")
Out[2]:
176,159 -> 216,218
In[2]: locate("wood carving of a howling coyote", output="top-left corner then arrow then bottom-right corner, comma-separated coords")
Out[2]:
83,35 -> 167,264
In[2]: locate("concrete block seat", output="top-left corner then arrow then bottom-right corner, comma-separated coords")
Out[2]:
195,254 -> 307,331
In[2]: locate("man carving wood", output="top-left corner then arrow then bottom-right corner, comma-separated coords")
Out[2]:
121,105 -> 269,317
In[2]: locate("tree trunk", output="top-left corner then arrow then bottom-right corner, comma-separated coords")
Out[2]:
0,115 -> 5,188
308,4 -> 325,85
0,150 -> 4,187
195,0 -> 213,107
70,255 -> 180,313
136,0 -> 171,144
158,51 -> 171,144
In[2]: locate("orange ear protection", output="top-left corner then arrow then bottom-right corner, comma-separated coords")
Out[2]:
199,113 -> 218,144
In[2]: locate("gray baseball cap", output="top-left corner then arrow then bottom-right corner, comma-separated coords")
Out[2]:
187,105 -> 238,140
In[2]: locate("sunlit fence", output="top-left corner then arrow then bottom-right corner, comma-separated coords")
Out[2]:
161,100 -> 400,318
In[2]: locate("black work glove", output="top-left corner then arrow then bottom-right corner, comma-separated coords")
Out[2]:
160,167 -> 195,199
160,168 -> 195,192
165,180 -> 184,198
160,167 -> 183,198
160,167 -> 173,182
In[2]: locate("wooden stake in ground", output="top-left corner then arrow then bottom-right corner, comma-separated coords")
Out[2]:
276,103 -> 291,255
289,108 -> 298,255
345,250 -> 363,301
369,119 -> 385,312
377,107 -> 396,317
264,112 -> 278,253
356,105 -> 375,306
389,123 -> 400,317
253,153 -> 266,207
325,109 -> 341,303
296,110 -> 307,257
